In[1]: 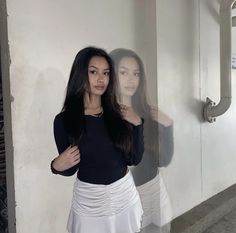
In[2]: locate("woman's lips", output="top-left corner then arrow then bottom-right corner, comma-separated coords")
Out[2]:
95,85 -> 105,90
124,86 -> 135,91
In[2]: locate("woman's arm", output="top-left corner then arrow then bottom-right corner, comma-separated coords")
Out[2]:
119,104 -> 144,165
148,105 -> 174,167
126,119 -> 145,166
150,105 -> 173,127
51,113 -> 80,176
157,122 -> 174,167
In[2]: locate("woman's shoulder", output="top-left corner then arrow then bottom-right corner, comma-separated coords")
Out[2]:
54,111 -> 66,127
54,111 -> 65,119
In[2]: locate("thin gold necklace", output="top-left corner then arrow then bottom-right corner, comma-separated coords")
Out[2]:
90,110 -> 104,118
85,105 -> 102,110
85,106 -> 103,117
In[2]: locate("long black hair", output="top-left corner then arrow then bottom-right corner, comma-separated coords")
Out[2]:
62,47 -> 132,154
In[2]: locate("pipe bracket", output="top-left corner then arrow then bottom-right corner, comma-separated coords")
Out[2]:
203,97 -> 216,123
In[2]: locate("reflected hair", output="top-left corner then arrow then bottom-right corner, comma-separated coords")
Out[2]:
62,46 -> 132,154
110,48 -> 159,155
109,48 -> 150,116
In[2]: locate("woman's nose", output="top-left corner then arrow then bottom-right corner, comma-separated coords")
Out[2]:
127,75 -> 136,83
97,73 -> 105,82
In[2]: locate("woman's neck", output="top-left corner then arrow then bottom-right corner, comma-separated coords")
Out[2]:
84,93 -> 102,111
120,95 -> 132,107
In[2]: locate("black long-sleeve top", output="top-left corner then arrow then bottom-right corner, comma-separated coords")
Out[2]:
51,112 -> 144,184
130,120 -> 174,186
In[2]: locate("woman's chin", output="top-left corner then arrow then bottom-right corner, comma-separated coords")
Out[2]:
91,89 -> 106,96
120,91 -> 135,97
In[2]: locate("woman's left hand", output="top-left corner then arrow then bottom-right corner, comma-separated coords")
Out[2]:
120,104 -> 142,126
150,105 -> 173,127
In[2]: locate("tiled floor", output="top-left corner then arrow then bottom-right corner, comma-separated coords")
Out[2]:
203,207 -> 236,233
140,224 -> 160,233
0,183 -> 7,233
140,223 -> 171,233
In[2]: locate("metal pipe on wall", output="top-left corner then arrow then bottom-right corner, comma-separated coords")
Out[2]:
233,2 -> 236,26
203,0 -> 236,123
233,16 -> 236,26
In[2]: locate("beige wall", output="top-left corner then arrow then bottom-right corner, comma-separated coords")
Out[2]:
158,0 -> 236,218
5,0 -> 156,232
156,0 -> 202,218
3,0 -> 236,232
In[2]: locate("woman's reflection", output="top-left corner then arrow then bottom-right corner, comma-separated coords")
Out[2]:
110,48 -> 174,233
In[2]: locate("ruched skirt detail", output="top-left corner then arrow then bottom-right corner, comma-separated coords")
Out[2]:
136,173 -> 172,228
67,170 -> 143,233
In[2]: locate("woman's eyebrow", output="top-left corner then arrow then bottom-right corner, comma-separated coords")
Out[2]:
119,66 -> 140,72
88,65 -> 98,69
119,66 -> 129,70
88,66 -> 110,71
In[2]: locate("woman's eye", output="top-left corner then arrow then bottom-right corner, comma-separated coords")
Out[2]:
120,70 -> 128,76
104,71 -> 110,76
89,70 -> 97,75
134,72 -> 140,77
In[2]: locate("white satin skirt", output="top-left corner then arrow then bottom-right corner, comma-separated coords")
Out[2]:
136,173 -> 172,229
67,170 -> 143,233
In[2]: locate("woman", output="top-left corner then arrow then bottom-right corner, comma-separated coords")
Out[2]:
110,48 -> 174,233
50,47 -> 144,233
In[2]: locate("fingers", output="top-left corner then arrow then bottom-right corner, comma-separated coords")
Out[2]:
70,147 -> 80,155
66,146 -> 79,157
72,156 -> 80,165
120,104 -> 131,110
68,145 -> 80,157
73,156 -> 81,163
72,152 -> 80,161
68,145 -> 79,153
70,149 -> 80,166
150,105 -> 158,110
120,105 -> 126,118
65,145 -> 77,153
120,105 -> 131,116
65,145 -> 80,160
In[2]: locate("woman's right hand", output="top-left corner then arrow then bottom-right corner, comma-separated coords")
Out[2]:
52,145 -> 81,172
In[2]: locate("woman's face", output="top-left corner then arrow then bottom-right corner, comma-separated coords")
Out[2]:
87,56 -> 110,96
118,57 -> 140,97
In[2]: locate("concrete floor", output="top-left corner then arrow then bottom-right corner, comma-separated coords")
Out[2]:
203,207 -> 236,233
169,183 -> 236,233
139,223 -> 171,233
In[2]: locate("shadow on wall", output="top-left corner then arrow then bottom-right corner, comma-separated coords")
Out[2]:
29,67 -> 67,165
9,66 -> 67,232
10,66 -> 66,149
206,0 -> 221,24
0,61 -> 7,233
